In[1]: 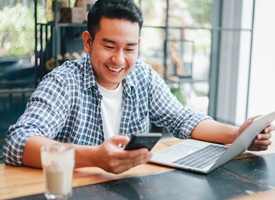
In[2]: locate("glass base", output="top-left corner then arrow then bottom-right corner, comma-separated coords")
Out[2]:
45,192 -> 72,200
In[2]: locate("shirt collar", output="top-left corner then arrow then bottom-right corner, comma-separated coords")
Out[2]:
82,54 -> 98,90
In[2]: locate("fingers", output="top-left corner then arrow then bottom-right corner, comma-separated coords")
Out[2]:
106,149 -> 153,174
238,116 -> 259,134
248,141 -> 265,151
241,115 -> 274,152
254,136 -> 271,147
255,125 -> 273,146
121,149 -> 153,170
98,137 -> 153,174
248,130 -> 272,151
264,124 -> 275,133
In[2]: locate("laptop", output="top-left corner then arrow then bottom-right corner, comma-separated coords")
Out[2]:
150,111 -> 275,174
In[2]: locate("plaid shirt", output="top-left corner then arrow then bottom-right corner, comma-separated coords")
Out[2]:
3,54 -> 210,165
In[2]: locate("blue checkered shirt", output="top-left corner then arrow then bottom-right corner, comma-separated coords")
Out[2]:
3,54 -> 210,165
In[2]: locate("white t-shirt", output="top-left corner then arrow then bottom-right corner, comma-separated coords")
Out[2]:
97,83 -> 123,140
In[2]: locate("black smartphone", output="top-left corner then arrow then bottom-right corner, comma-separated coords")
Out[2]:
124,133 -> 162,151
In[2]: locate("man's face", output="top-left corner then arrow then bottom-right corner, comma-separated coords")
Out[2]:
83,17 -> 140,90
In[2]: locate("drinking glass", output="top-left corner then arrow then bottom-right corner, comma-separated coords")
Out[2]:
41,143 -> 75,200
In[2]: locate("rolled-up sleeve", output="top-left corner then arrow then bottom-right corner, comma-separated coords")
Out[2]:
3,74 -> 70,166
146,66 -> 212,138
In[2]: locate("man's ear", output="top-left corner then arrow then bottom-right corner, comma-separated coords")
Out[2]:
82,31 -> 92,53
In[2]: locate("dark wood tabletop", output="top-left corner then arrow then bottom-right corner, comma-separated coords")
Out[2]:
1,140 -> 275,200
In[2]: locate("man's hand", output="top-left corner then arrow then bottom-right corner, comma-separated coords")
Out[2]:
92,135 -> 153,174
238,116 -> 275,151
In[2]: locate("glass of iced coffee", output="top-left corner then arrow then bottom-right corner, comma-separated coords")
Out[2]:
41,143 -> 75,200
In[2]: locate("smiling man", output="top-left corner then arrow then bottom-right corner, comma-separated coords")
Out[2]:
3,0 -> 274,174
83,17 -> 140,90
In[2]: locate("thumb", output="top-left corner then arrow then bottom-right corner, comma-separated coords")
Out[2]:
110,135 -> 130,147
240,115 -> 260,133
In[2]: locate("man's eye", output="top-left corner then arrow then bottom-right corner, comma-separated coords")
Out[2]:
125,49 -> 135,52
105,45 -> 114,49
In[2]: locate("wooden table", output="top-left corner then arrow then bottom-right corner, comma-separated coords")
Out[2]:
1,140 -> 275,200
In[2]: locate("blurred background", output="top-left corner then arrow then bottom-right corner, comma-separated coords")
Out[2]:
1,0 -> 275,156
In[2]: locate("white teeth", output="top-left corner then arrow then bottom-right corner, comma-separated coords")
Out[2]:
108,66 -> 123,72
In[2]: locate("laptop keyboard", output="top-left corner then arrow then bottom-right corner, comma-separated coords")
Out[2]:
172,145 -> 227,169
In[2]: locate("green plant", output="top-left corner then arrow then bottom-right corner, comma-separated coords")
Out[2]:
0,3 -> 45,57
170,87 -> 186,105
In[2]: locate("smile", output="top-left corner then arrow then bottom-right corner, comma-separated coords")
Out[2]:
106,65 -> 125,73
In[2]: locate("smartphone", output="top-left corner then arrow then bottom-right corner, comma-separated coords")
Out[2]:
124,133 -> 162,151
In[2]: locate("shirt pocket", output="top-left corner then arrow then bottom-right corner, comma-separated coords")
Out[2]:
129,114 -> 150,134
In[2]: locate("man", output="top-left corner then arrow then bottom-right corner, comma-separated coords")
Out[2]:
3,0 -> 274,174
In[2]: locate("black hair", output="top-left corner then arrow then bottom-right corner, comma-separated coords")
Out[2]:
87,0 -> 143,41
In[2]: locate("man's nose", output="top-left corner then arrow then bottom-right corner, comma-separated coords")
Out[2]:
111,50 -> 125,65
